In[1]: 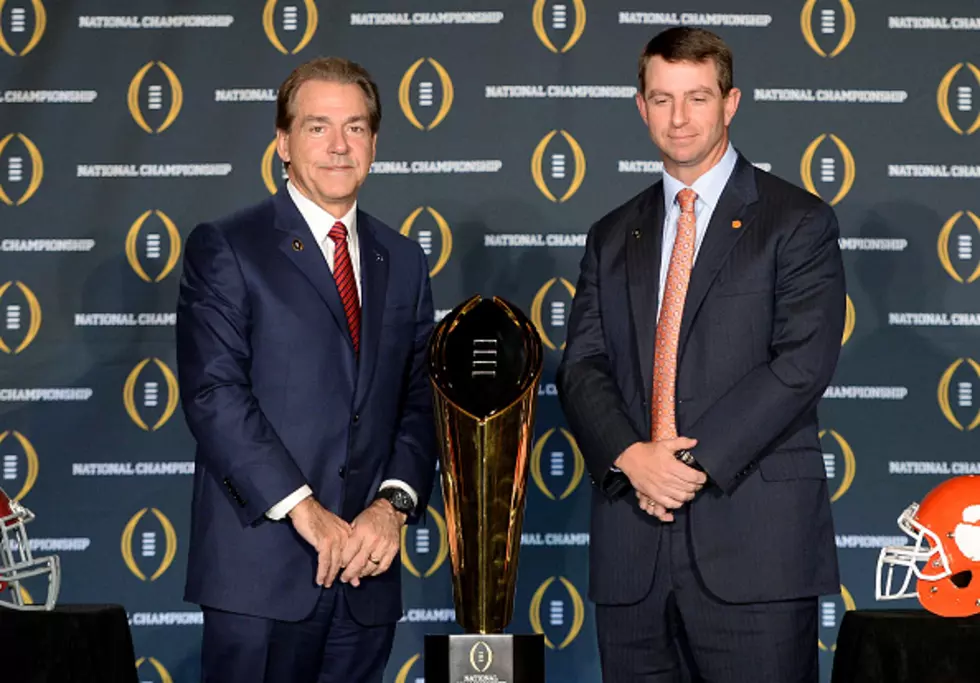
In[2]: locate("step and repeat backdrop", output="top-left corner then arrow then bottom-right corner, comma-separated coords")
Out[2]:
2,0 -> 979,681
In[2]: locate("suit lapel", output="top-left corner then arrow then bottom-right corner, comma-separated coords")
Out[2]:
273,188 -> 352,350
676,156 -> 759,360
353,211 -> 389,411
626,183 -> 664,423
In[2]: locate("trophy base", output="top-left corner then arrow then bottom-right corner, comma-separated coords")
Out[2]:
424,633 -> 545,683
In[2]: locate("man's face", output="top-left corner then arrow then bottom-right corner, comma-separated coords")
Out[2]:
276,80 -> 376,215
635,56 -> 739,175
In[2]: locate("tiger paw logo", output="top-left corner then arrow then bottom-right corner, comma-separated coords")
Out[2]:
801,0 -> 855,58
0,430 -> 38,501
263,0 -> 318,54
0,0 -> 45,56
135,657 -> 173,683
0,281 -> 41,354
800,133 -> 855,206
128,61 -> 182,134
938,211 -> 980,284
529,576 -> 585,649
126,210 -> 181,283
261,138 -> 287,194
400,207 -> 453,277
123,358 -> 179,431
938,359 -> 980,431
818,584 -> 855,652
393,653 -> 422,683
0,133 -> 43,205
531,130 -> 586,202
121,508 -> 177,581
531,277 -> 576,351
400,505 -> 449,578
818,429 -> 856,503
399,58 -> 454,131
531,428 -> 585,500
842,294 -> 855,345
532,0 -> 586,53
937,63 -> 980,135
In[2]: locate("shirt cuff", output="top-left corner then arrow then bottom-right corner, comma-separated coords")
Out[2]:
378,479 -> 419,508
265,484 -> 312,520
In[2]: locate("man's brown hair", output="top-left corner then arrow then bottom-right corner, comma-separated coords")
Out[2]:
637,27 -> 734,96
276,56 -> 382,134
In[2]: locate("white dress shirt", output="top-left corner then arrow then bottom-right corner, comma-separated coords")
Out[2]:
265,181 -> 418,520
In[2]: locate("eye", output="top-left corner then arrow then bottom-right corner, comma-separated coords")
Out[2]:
310,125 -> 323,134
348,124 -> 365,134
653,98 -> 668,106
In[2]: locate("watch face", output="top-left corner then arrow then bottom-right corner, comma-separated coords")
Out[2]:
385,489 -> 413,512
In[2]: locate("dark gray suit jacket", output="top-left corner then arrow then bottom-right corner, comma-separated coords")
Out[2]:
557,153 -> 844,605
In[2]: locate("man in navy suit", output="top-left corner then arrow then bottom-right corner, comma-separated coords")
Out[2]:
176,57 -> 437,683
557,28 -> 845,682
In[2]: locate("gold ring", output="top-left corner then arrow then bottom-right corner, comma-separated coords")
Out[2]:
369,557 -> 381,564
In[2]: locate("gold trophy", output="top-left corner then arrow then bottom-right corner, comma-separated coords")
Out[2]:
425,295 -> 545,683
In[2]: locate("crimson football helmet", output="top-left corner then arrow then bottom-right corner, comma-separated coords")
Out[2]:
0,486 -> 60,610
876,475 -> 980,617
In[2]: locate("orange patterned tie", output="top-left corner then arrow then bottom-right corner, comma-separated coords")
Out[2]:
651,188 -> 698,441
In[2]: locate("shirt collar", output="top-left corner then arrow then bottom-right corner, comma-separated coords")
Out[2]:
286,180 -> 358,247
662,141 -> 738,214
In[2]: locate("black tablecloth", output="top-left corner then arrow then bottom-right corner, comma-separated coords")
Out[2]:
831,609 -> 980,683
2,604 -> 138,683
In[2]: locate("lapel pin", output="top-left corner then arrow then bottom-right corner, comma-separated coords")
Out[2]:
731,220 -> 742,229
376,252 -> 383,262
292,239 -> 303,251
633,229 -> 641,239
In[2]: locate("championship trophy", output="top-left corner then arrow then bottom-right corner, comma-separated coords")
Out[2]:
425,295 -> 545,683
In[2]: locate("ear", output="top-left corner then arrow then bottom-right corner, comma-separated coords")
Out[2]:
635,91 -> 650,127
723,87 -> 741,127
275,128 -> 290,165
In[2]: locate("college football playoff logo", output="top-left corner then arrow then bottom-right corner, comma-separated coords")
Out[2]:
263,0 -> 318,54
938,211 -> 980,283
121,508 -> 177,581
801,0 -> 855,58
0,281 -> 41,354
123,358 -> 179,431
0,0 -> 45,56
125,210 -> 182,283
128,61 -> 183,134
938,358 -> 980,431
0,430 -> 39,501
400,207 -> 453,277
399,58 -> 454,131
530,428 -> 585,500
0,133 -> 43,205
818,429 -> 856,503
800,134 -> 855,206
400,505 -> 449,578
532,0 -> 586,53
528,576 -> 585,649
531,130 -> 586,202
531,278 -> 576,350
937,63 -> 980,135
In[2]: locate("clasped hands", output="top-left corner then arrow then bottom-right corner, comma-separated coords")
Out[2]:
614,437 -> 707,523
288,496 -> 406,587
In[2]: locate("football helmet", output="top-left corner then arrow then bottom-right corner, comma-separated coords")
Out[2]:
876,475 -> 980,617
0,486 -> 60,610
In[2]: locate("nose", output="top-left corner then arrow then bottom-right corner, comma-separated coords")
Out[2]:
670,99 -> 689,129
327,127 -> 350,155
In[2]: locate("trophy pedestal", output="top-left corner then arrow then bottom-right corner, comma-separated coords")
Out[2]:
424,634 -> 545,683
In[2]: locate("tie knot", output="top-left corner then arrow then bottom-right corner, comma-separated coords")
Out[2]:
328,221 -> 347,244
677,188 -> 697,214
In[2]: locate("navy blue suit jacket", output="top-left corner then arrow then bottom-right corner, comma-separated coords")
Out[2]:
557,154 -> 845,605
176,186 -> 437,624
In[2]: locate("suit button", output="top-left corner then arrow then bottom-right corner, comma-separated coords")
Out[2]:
352,414 -> 360,423
338,466 -> 347,478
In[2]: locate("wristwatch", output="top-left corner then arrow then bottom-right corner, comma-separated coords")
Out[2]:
375,487 -> 415,515
675,449 -> 704,472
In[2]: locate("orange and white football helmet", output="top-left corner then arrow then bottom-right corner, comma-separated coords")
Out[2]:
0,486 -> 60,610
876,475 -> 980,617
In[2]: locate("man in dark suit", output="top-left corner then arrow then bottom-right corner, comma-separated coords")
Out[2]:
176,57 -> 437,683
557,28 -> 845,682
